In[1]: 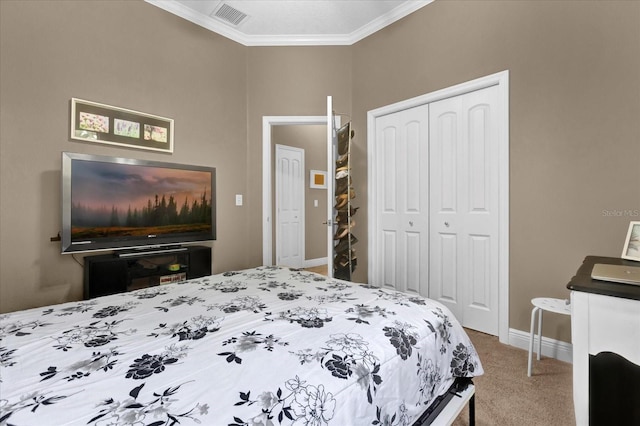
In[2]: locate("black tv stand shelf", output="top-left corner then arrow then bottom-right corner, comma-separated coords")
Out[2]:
83,245 -> 211,299
116,245 -> 187,258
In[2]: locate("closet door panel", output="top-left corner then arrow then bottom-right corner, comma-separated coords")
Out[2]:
430,86 -> 499,334
374,105 -> 429,296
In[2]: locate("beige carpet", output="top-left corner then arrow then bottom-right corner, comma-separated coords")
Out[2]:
452,329 -> 575,426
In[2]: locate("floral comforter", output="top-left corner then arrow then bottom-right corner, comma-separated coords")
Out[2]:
0,266 -> 482,426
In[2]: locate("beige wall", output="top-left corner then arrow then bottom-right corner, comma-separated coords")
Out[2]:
272,125 -> 329,263
351,0 -> 640,342
0,2 -> 353,314
245,46 -> 353,267
0,0 -> 249,312
1,0 -> 639,346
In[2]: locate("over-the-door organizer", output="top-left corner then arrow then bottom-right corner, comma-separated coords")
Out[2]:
334,122 -> 358,280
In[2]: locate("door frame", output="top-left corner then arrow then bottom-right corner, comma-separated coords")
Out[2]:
262,116 -> 333,268
366,70 -> 510,343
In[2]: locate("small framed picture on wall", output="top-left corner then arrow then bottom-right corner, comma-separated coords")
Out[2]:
310,170 -> 327,189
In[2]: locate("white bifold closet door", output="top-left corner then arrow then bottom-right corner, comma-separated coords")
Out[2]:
373,104 -> 430,297
429,85 -> 500,335
372,85 -> 500,335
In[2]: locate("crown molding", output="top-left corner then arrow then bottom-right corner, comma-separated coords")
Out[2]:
146,0 -> 249,43
146,0 -> 433,46
348,0 -> 433,45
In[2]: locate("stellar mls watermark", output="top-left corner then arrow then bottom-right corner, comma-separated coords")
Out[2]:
602,209 -> 640,217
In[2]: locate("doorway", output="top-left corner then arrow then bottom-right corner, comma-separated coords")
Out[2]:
262,116 -> 335,271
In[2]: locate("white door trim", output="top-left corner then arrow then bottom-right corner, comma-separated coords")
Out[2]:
262,115 -> 333,267
367,70 -> 510,344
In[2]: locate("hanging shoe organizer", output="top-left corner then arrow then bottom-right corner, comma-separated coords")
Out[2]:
334,122 -> 357,280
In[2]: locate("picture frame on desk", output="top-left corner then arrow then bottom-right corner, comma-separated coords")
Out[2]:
621,221 -> 640,262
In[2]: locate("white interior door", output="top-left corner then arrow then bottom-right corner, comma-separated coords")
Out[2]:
275,144 -> 304,268
373,104 -> 430,296
429,85 -> 500,335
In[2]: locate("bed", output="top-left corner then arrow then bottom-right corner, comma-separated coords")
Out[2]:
0,266 -> 482,425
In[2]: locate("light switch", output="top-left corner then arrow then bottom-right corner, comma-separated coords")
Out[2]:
235,194 -> 243,206
314,199 -> 318,207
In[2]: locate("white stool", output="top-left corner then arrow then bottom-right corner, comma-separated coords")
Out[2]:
527,297 -> 571,377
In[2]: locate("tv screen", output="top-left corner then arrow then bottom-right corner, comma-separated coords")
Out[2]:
61,152 -> 216,254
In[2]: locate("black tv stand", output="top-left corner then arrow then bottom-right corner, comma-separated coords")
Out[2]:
116,245 -> 188,258
84,245 -> 212,299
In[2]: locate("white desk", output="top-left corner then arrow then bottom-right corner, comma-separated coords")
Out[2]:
568,256 -> 640,425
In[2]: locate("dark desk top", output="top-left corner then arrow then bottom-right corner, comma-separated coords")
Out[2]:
567,256 -> 640,301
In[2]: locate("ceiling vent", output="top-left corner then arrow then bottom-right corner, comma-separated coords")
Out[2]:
211,3 -> 248,27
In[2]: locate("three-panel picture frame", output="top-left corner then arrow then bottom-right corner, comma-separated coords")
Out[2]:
70,98 -> 174,153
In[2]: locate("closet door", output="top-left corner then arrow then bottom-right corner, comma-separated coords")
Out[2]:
429,86 -> 500,335
373,104 -> 430,296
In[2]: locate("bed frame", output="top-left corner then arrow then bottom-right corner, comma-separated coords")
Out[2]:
414,378 -> 475,425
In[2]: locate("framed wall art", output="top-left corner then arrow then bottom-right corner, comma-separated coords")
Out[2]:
310,170 -> 327,189
70,98 -> 174,153
621,221 -> 640,262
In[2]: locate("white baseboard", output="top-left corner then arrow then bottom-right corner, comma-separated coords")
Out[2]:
509,328 -> 573,364
304,257 -> 327,268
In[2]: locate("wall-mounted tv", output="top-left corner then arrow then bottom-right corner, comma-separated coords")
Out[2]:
61,152 -> 216,254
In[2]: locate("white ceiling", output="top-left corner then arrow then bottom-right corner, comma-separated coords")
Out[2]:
145,0 -> 433,46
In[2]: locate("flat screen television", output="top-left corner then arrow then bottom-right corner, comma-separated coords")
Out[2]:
61,152 -> 216,254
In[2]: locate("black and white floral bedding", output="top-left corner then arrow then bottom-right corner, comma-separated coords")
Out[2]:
0,266 -> 482,426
